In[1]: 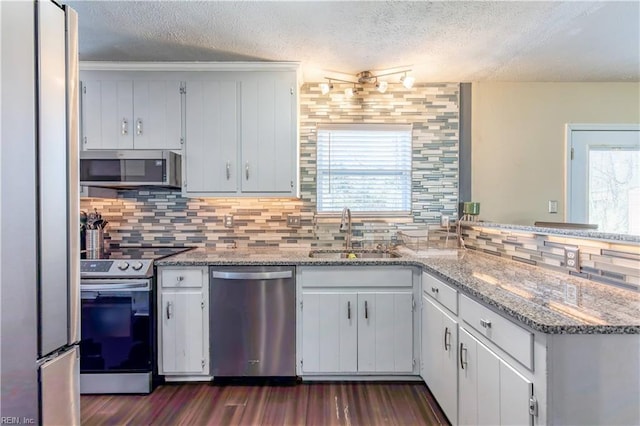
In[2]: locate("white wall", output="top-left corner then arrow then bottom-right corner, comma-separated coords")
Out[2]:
471,82 -> 640,225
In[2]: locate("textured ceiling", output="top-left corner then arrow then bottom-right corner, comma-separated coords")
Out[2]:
65,1 -> 640,82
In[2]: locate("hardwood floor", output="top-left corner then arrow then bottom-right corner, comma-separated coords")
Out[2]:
81,382 -> 450,425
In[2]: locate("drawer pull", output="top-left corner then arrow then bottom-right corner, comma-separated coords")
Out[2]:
166,301 -> 173,319
444,327 -> 451,351
460,343 -> 467,369
431,287 -> 439,294
347,301 -> 351,320
480,319 -> 492,328
176,276 -> 184,282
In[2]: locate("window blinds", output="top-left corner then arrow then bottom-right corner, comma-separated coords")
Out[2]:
316,124 -> 412,213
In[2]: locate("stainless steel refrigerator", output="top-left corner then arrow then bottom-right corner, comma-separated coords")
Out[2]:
1,1 -> 81,424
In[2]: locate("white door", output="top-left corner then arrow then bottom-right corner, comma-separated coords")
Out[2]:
240,72 -> 296,194
423,296 -> 458,425
184,80 -> 239,193
301,292 -> 357,373
160,291 -> 205,374
421,295 -> 440,384
358,292 -> 413,373
440,310 -> 459,426
499,359 -> 533,426
568,125 -> 640,234
476,339 -> 500,426
81,79 -> 133,149
132,80 -> 182,150
458,328 -> 478,426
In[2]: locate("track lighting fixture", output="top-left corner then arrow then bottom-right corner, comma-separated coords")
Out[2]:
400,73 -> 415,89
318,68 -> 415,96
319,81 -> 333,95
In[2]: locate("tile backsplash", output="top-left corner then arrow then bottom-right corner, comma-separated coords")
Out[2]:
81,82 -> 460,248
461,224 -> 640,291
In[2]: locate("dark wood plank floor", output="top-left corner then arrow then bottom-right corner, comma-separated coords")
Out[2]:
81,382 -> 450,425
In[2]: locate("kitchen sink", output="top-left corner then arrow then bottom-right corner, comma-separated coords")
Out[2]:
308,250 -> 400,259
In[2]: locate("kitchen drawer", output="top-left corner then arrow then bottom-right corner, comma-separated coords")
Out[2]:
300,267 -> 413,288
460,295 -> 533,370
422,272 -> 458,315
160,267 -> 206,288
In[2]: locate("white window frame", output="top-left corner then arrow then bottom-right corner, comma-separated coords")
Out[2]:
565,123 -> 640,223
316,123 -> 413,216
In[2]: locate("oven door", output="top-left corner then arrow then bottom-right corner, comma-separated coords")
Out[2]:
80,280 -> 152,374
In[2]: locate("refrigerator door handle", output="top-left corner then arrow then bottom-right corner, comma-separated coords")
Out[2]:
66,5 -> 80,346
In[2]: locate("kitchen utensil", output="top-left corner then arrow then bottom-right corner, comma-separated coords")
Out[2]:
86,228 -> 104,251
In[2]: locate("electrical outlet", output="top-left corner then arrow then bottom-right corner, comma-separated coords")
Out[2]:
224,215 -> 234,228
564,246 -> 580,272
565,283 -> 578,305
287,215 -> 301,228
548,200 -> 558,214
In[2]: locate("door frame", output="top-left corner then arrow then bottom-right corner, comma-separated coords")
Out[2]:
564,123 -> 640,222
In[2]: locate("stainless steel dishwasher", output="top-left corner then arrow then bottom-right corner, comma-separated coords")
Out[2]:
210,266 -> 296,377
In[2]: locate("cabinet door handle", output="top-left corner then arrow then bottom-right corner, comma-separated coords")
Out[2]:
364,300 -> 369,319
444,327 -> 451,351
431,287 -> 439,294
459,343 -> 467,370
347,301 -> 351,319
166,301 -> 173,319
245,162 -> 250,180
121,118 -> 128,135
480,319 -> 492,329
136,119 -> 143,136
226,161 -> 231,180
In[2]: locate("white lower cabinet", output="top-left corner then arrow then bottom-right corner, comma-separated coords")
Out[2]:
422,295 -> 458,425
301,292 -> 357,373
301,291 -> 414,374
357,292 -> 414,373
458,327 -> 533,426
157,267 -> 209,377
422,272 -> 534,426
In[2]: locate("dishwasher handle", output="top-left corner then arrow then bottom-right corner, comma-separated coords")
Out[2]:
211,270 -> 293,280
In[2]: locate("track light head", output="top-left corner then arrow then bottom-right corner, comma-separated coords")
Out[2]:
400,74 -> 415,89
319,81 -> 333,95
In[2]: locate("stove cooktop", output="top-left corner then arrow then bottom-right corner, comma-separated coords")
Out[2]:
80,246 -> 192,279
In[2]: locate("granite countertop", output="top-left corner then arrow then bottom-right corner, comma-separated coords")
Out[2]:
157,247 -> 640,335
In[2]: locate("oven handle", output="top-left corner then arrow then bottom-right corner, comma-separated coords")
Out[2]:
80,280 -> 151,292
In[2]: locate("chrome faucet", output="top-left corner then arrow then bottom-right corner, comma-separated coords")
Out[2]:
457,214 -> 468,249
339,207 -> 352,251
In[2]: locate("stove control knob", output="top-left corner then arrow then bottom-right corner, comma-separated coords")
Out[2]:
132,261 -> 145,271
117,261 -> 130,271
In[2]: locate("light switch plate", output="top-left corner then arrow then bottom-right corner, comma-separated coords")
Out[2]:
286,215 -> 301,228
564,246 -> 580,272
548,200 -> 558,214
224,215 -> 234,228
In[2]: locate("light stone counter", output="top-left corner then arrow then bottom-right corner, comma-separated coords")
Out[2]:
157,247 -> 640,335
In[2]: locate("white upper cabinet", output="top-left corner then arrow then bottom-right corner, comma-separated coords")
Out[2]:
183,70 -> 298,197
184,78 -> 240,194
240,72 -> 297,194
80,72 -> 183,150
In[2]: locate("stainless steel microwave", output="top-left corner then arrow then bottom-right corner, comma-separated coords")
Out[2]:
79,150 -> 182,188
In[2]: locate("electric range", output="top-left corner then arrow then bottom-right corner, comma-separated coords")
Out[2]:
79,246 -> 192,394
